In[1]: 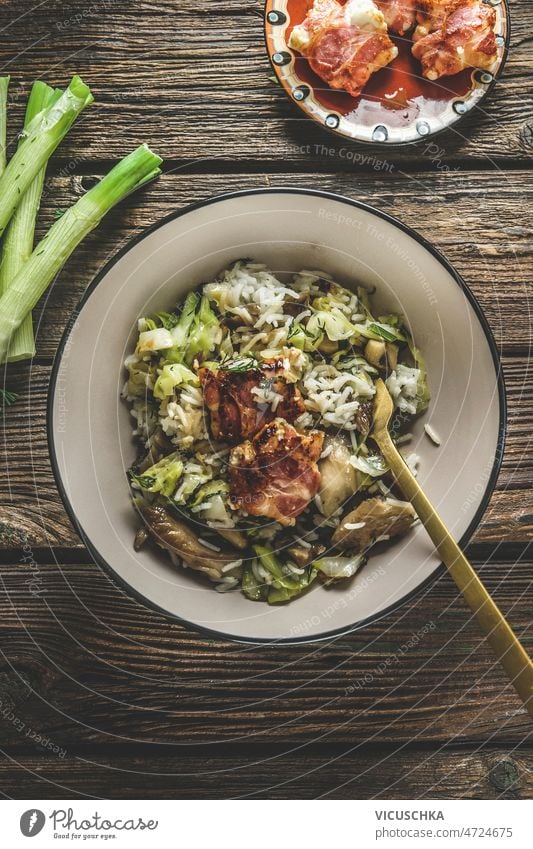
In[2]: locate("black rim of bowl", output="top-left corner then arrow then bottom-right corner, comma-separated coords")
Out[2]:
263,0 -> 512,148
47,187 -> 507,645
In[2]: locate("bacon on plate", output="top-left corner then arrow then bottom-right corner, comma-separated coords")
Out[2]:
200,359 -> 305,444
375,0 -> 417,36
413,0 -> 453,39
229,419 -> 324,526
289,0 -> 398,98
412,0 -> 497,79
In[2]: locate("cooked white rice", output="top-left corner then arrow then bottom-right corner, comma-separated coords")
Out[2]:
124,260 -> 430,603
424,423 -> 441,446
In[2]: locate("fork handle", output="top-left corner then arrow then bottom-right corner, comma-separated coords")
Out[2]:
377,431 -> 533,718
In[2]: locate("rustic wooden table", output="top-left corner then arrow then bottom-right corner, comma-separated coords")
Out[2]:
0,0 -> 531,800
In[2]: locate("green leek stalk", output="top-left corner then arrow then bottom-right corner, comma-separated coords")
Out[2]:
0,75 -> 93,241
0,76 -> 18,407
0,144 -> 163,362
0,76 -> 9,174
0,82 -> 62,362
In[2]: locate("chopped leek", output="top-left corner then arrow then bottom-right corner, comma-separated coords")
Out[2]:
130,451 -> 183,497
137,327 -> 175,354
307,308 -> 356,343
286,321 -> 309,350
125,358 -> 155,398
164,293 -> 220,365
313,555 -> 365,582
253,544 -> 289,584
169,292 -> 198,352
0,82 -> 62,362
173,457 -> 213,505
190,480 -> 229,508
185,295 -> 219,365
202,494 -> 233,524
407,336 -> 431,413
267,571 -> 315,604
354,321 -> 406,343
350,453 -> 389,478
0,144 -> 162,362
254,544 -> 316,604
333,351 -> 378,375
155,311 -> 180,330
218,352 -> 258,372
153,363 -> 198,400
242,562 -> 268,602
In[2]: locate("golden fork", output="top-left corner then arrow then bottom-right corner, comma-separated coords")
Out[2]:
373,379 -> 533,718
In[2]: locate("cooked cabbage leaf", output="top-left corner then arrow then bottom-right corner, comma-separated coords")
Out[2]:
130,451 -> 183,497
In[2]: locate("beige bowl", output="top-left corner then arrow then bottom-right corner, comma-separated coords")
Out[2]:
48,189 -> 505,643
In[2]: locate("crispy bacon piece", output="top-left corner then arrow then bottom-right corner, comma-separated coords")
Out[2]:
413,0 -> 452,39
289,0 -> 398,98
229,419 -> 325,526
375,0 -> 417,35
200,360 -> 305,444
412,0 -> 497,79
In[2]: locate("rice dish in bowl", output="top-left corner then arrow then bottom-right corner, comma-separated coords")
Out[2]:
48,188 -> 504,641
123,260 -> 430,605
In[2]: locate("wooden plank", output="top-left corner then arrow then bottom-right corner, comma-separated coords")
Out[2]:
0,748 -> 531,799
0,558 -> 531,747
1,355 -> 531,550
20,170 -> 533,357
0,0 -> 530,801
0,1 -> 530,165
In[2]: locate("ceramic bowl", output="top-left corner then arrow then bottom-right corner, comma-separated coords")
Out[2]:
265,0 -> 510,145
49,188 -> 505,643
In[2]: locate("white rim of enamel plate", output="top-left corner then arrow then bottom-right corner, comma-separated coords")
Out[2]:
265,0 -> 510,145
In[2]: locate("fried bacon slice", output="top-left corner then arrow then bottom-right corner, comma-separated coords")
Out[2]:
413,0 -> 452,39
200,359 -> 305,444
289,0 -> 398,98
412,0 -> 497,80
229,419 -> 325,526
375,0 -> 417,36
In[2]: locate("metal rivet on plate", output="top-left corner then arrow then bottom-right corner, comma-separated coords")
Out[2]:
453,101 -> 467,115
495,35 -> 505,47
483,0 -> 501,6
325,114 -> 340,129
372,125 -> 388,142
416,121 -> 430,136
293,85 -> 310,102
267,10 -> 287,25
272,51 -> 291,66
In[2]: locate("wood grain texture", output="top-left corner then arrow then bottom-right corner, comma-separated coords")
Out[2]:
0,1 -> 530,166
1,354 -> 531,550
0,748 -> 531,799
0,0 -> 531,800
14,169 -> 533,357
0,558 -> 531,747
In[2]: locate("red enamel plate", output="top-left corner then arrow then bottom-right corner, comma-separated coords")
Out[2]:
265,0 -> 510,144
